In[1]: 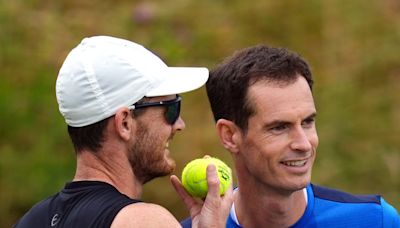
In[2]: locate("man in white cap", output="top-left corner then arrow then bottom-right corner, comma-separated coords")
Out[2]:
14,36 -> 233,228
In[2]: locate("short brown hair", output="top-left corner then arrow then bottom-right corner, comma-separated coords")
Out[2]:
67,97 -> 149,153
67,117 -> 110,153
206,45 -> 313,132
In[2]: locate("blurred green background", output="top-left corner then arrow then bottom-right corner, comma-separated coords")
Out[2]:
1,0 -> 399,227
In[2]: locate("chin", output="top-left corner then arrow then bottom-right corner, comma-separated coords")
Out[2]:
158,154 -> 175,174
292,177 -> 311,190
281,182 -> 308,194
283,174 -> 311,191
166,159 -> 176,173
165,148 -> 176,162
296,181 -> 309,190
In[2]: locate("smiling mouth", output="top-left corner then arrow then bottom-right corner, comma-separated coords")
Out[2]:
281,159 -> 307,167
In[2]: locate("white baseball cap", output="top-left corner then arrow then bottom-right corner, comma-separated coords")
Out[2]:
56,36 -> 209,127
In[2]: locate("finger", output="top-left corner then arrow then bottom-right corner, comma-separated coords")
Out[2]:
170,175 -> 190,201
170,175 -> 198,211
221,182 -> 234,208
223,181 -> 233,198
205,164 -> 220,198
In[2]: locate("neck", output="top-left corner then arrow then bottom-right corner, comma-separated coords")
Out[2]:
234,159 -> 307,227
233,175 -> 307,228
73,147 -> 142,199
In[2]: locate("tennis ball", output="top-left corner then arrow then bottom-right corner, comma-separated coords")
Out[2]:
182,157 -> 232,198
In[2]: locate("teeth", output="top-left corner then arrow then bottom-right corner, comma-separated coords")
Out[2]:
282,160 -> 306,167
166,142 -> 169,148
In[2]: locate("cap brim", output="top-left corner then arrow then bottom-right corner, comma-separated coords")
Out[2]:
145,67 -> 209,97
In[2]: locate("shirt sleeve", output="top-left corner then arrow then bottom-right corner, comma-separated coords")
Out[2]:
381,197 -> 400,228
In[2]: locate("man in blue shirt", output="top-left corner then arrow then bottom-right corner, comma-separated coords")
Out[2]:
182,45 -> 399,227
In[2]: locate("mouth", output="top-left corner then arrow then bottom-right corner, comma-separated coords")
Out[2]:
279,152 -> 315,178
281,159 -> 308,167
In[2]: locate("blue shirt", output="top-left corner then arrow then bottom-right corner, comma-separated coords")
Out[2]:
182,184 -> 400,228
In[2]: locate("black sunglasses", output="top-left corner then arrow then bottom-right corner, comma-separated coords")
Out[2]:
128,95 -> 182,125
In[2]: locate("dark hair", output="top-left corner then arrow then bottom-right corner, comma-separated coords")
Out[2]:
67,117 -> 111,153
206,45 -> 313,132
67,97 -> 149,153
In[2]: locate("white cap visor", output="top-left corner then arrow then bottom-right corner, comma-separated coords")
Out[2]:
146,67 -> 209,97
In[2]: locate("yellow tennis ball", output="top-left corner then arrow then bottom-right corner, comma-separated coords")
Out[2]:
182,157 -> 232,198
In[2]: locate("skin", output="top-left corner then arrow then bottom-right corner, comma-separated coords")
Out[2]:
216,76 -> 318,228
73,95 -> 233,228
128,96 -> 179,184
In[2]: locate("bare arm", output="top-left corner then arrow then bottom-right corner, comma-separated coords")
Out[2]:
111,164 -> 233,228
111,202 -> 181,228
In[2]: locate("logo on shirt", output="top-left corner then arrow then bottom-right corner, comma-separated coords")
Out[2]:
51,213 -> 60,226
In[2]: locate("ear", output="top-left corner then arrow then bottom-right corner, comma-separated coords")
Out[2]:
113,108 -> 135,141
216,119 -> 242,154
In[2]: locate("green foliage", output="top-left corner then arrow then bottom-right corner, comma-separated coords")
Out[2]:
1,0 -> 399,226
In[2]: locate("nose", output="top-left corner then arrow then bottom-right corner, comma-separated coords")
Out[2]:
290,127 -> 312,152
173,116 -> 185,131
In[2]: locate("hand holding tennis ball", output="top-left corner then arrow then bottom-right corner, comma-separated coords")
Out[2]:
182,156 -> 232,198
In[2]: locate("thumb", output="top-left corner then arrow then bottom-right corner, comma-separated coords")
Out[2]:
205,164 -> 221,199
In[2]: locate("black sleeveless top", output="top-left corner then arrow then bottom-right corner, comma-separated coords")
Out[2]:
14,181 -> 141,228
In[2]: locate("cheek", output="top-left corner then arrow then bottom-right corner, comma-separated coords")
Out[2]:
308,131 -> 319,148
146,116 -> 171,136
251,135 -> 287,155
242,136 -> 281,166
239,142 -> 282,183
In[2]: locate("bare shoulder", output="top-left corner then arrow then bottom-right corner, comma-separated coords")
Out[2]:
110,202 -> 181,228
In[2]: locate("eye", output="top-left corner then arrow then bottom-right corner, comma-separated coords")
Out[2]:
302,116 -> 315,128
269,123 -> 289,133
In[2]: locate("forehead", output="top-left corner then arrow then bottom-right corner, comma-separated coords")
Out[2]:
247,77 -> 315,118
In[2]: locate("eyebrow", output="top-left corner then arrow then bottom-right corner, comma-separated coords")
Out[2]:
304,112 -> 317,121
263,112 -> 317,130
